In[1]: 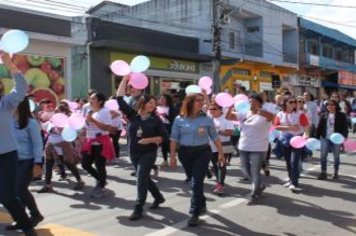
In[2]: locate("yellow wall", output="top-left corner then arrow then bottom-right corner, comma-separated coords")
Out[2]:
220,61 -> 297,94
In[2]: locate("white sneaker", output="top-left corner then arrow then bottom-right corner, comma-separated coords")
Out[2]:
289,184 -> 302,192
283,181 -> 291,188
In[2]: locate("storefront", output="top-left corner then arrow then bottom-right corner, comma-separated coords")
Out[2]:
220,60 -> 297,97
110,52 -> 201,97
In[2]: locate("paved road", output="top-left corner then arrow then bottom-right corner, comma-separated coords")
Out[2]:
1,135 -> 356,236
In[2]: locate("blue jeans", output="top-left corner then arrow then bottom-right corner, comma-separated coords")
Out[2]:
179,145 -> 211,216
0,151 -> 33,231
273,139 -> 284,159
239,151 -> 265,195
282,146 -> 302,186
320,138 -> 340,173
131,151 -> 163,210
16,159 -> 41,218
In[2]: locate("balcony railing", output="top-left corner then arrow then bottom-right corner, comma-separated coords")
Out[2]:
305,53 -> 356,72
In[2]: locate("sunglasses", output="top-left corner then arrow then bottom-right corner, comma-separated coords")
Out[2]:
288,101 -> 297,104
209,108 -> 218,111
297,101 -> 304,103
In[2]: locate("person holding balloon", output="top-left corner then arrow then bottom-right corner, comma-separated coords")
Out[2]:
0,51 -> 38,236
170,93 -> 225,227
81,92 -> 115,198
274,96 -> 309,192
9,96 -> 44,231
38,104 -> 84,193
316,99 -> 348,180
116,75 -> 168,221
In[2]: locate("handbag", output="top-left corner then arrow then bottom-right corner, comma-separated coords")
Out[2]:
221,140 -> 235,154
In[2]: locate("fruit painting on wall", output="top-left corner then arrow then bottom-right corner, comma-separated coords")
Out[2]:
0,54 -> 65,105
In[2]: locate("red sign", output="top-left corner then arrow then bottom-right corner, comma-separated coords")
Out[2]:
338,71 -> 356,86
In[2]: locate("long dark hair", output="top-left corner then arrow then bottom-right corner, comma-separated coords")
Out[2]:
282,96 -> 297,112
136,94 -> 157,112
161,93 -> 174,109
18,96 -> 33,129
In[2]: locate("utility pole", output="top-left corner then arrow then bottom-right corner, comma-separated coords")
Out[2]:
212,0 -> 222,93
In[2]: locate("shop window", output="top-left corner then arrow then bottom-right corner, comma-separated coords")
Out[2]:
322,46 -> 333,58
229,32 -> 235,49
247,26 -> 260,33
231,68 -> 251,76
307,41 -> 319,55
259,71 -> 273,78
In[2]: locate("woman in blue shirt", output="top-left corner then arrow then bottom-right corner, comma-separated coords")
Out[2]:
170,93 -> 225,227
9,96 -> 44,231
0,51 -> 37,236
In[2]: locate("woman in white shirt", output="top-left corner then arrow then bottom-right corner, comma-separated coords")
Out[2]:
227,93 -> 273,204
81,93 -> 115,198
208,102 -> 234,196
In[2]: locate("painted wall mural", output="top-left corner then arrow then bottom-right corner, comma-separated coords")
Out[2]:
0,54 -> 65,105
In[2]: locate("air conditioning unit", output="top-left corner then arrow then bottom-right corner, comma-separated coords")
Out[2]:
221,15 -> 231,24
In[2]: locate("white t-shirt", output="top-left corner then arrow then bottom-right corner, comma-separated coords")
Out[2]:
47,129 -> 64,155
111,113 -> 123,130
238,112 -> 271,152
86,107 -> 112,139
326,113 -> 335,139
82,102 -> 92,117
210,115 -> 234,152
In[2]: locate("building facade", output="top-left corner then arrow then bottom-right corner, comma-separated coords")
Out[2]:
87,0 -> 299,96
298,18 -> 356,97
0,4 -> 84,102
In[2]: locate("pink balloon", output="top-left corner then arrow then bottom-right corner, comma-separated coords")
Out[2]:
234,94 -> 249,103
105,99 -> 119,111
68,101 -> 78,112
198,76 -> 213,90
68,114 -> 86,130
215,92 -> 234,108
120,128 -> 127,137
110,60 -> 131,76
205,88 -> 212,95
290,136 -> 306,149
130,72 -> 149,89
344,139 -> 356,153
51,113 -> 69,128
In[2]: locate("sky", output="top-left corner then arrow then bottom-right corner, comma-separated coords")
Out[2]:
0,0 -> 355,39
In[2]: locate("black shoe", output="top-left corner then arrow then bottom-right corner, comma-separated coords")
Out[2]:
200,206 -> 207,214
317,172 -> 327,180
150,197 -> 165,209
31,214 -> 44,227
5,222 -> 21,231
188,215 -> 199,227
37,186 -> 54,193
333,173 -> 339,179
246,194 -> 260,205
31,177 -> 42,182
24,229 -> 38,236
130,172 -> 136,177
129,210 -> 143,221
184,177 -> 191,183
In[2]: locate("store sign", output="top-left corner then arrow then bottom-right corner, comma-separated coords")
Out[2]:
309,55 -> 319,66
111,52 -> 199,74
339,70 -> 356,86
260,82 -> 273,91
168,60 -> 196,73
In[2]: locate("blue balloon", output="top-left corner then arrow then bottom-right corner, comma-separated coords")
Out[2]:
305,138 -> 320,151
61,126 -> 77,142
269,130 -> 281,142
352,117 -> 356,124
130,55 -> 150,72
1,30 -> 29,53
234,100 -> 250,114
330,133 -> 345,145
185,85 -> 201,95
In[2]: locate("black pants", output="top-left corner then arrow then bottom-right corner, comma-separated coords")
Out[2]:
81,144 -> 107,188
110,130 -> 121,158
16,160 -> 41,218
45,156 -> 81,185
0,151 -> 33,231
211,152 -> 227,185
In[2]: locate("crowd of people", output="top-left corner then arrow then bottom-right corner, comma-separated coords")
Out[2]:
0,50 -> 355,234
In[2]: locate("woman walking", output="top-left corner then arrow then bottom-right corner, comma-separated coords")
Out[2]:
0,51 -> 37,236
170,93 -> 224,227
9,96 -> 44,230
116,76 -> 168,221
274,96 -> 309,192
81,92 -> 115,198
316,99 -> 348,180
